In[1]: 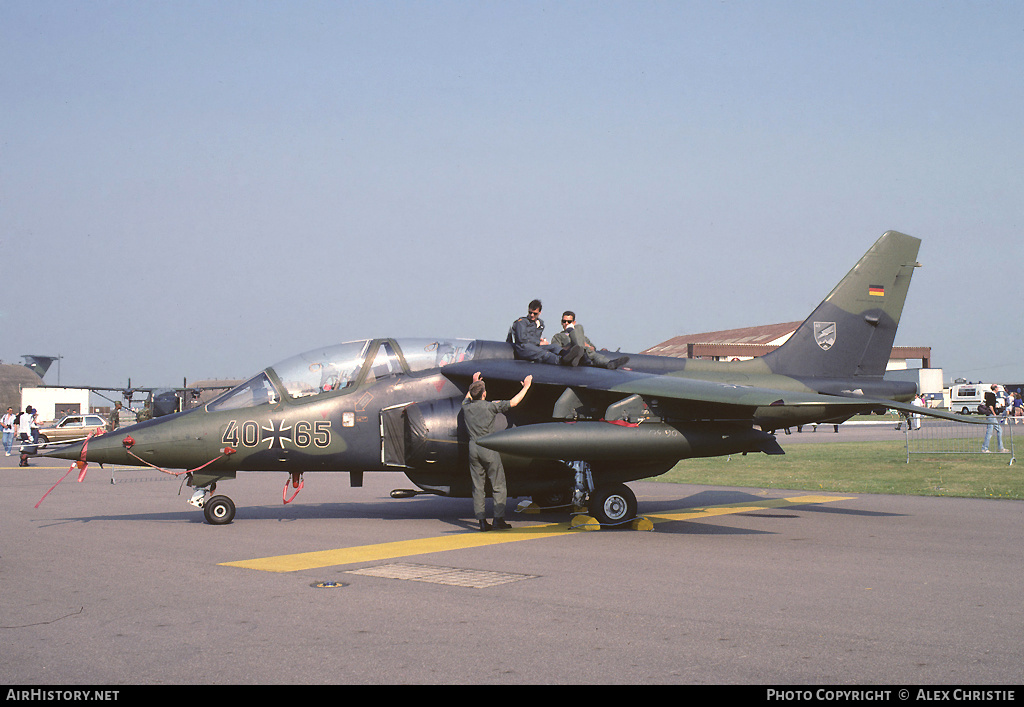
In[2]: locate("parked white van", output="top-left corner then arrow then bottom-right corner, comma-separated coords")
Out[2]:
949,383 -> 1006,415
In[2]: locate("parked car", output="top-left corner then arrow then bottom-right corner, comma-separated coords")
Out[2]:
37,414 -> 108,446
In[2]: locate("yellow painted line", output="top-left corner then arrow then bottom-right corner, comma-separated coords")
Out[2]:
644,494 -> 855,522
220,523 -> 573,572
221,493 -> 855,573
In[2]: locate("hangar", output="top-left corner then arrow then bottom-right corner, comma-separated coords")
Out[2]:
0,363 -> 40,414
642,321 -> 933,371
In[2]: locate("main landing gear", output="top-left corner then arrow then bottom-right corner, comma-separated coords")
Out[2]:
188,485 -> 236,525
532,462 -> 640,528
588,483 -> 638,526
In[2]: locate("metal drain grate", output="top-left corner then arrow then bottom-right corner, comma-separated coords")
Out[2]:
346,562 -> 537,588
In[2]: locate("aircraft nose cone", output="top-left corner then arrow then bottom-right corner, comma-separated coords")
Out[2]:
42,430 -> 134,466
42,441 -> 85,462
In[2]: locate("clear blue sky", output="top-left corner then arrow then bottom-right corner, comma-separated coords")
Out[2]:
2,1 -> 1022,387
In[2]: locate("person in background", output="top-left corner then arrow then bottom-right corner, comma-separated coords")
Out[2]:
1,407 -> 16,456
981,384 -> 1007,453
1010,391 -> 1023,424
108,401 -> 122,432
910,393 -> 925,430
16,406 -> 38,467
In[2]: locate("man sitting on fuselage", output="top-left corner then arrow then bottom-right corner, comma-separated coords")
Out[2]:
507,299 -> 584,366
550,311 -> 629,369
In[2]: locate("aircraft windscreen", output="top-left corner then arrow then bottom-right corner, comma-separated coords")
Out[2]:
394,338 -> 476,372
206,372 -> 279,412
271,340 -> 371,399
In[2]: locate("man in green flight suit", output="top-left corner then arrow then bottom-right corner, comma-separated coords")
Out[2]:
550,311 -> 629,369
462,371 -> 532,531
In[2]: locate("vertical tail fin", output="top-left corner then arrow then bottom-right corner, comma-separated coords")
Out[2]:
761,231 -> 922,379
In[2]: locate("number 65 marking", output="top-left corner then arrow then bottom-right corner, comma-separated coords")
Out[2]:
293,420 -> 331,448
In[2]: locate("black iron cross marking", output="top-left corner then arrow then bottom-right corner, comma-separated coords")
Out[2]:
261,419 -> 293,449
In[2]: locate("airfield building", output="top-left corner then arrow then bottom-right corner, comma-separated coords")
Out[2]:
0,363 -> 41,415
643,322 -> 940,396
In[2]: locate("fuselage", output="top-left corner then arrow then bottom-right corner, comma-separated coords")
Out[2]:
45,336 -> 912,497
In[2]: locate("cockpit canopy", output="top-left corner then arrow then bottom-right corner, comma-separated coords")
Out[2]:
207,338 -> 476,412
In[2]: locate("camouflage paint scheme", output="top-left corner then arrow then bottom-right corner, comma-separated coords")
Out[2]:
47,231 -> 973,524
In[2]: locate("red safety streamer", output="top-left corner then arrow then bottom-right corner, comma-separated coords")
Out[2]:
282,472 -> 304,504
34,434 -> 236,508
35,429 -> 100,509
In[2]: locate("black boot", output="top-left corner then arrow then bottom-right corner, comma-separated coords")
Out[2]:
605,356 -> 630,370
492,518 -> 511,530
478,519 -> 491,532
560,344 -> 585,367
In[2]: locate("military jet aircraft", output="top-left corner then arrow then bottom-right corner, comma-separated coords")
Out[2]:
46,231 -> 971,525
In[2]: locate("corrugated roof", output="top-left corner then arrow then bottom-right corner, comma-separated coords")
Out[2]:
641,322 -> 801,356
641,322 -> 932,367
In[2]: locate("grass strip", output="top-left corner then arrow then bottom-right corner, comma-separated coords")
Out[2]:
652,440 -> 1021,500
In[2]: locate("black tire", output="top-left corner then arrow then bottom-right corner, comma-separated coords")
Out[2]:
532,487 -> 573,509
589,483 -> 637,527
204,495 -> 236,525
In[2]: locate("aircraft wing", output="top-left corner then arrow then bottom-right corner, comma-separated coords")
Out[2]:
443,360 -> 868,422
441,360 -> 983,426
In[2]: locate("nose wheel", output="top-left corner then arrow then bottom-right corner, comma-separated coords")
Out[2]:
203,495 -> 236,525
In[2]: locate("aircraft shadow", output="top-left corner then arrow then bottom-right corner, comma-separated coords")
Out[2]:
35,487 -> 904,529
644,488 -> 906,519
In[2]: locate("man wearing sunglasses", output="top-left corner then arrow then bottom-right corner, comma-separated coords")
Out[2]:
551,311 -> 629,370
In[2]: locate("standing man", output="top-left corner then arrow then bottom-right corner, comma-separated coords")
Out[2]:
1,407 -> 16,456
550,311 -> 629,369
982,384 -> 1007,453
507,299 -> 572,365
108,401 -> 122,432
910,393 -> 925,430
462,372 -> 532,531
16,406 -> 38,467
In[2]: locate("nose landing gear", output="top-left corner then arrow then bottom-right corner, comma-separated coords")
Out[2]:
187,484 -> 236,525
203,495 -> 236,525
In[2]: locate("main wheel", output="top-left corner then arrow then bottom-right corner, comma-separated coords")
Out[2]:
589,483 -> 637,527
204,495 -> 236,525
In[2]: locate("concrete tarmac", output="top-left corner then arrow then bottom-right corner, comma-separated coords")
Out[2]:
2,445 -> 1021,686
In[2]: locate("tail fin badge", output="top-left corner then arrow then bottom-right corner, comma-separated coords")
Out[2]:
814,322 -> 836,351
